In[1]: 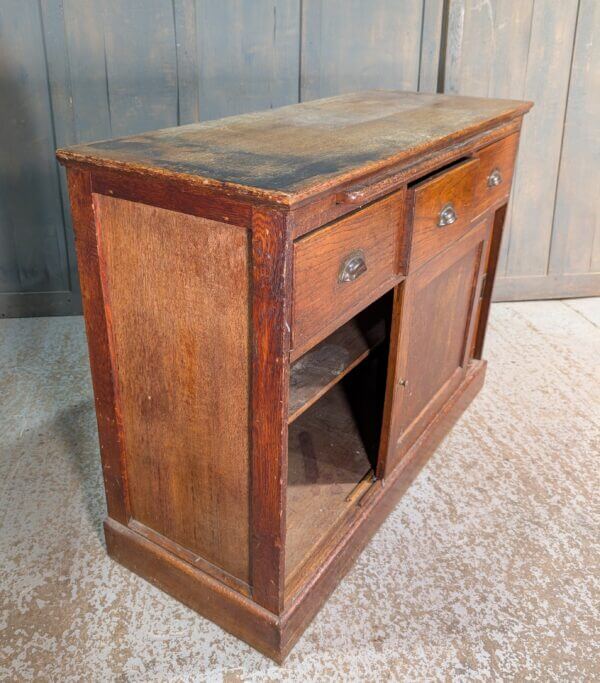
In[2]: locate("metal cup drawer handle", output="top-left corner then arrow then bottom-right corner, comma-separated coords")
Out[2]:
487,168 -> 503,187
438,203 -> 457,227
339,249 -> 367,283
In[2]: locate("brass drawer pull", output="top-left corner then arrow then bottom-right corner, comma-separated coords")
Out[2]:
338,250 -> 367,283
487,168 -> 503,187
438,203 -> 457,227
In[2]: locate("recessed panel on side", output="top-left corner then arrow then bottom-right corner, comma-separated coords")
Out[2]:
94,195 -> 251,583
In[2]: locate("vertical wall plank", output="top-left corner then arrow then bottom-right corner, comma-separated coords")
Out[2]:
549,0 -> 599,278
301,0 -> 424,100
197,0 -> 300,121
445,0 -> 494,96
1,0 -> 597,314
0,0 -> 69,297
62,0 -> 112,143
174,0 -> 200,124
504,0 -> 579,279
418,0 -> 444,93
103,0 -> 179,137
40,0 -> 80,309
444,0 -> 533,100
443,0 -> 534,277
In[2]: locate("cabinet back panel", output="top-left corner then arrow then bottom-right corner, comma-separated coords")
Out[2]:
94,195 -> 250,583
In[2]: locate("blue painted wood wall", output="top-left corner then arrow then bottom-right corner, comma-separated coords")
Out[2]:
0,0 -> 597,316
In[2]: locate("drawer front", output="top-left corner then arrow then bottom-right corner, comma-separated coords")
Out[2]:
292,190 -> 404,356
409,158 -> 478,270
473,133 -> 519,217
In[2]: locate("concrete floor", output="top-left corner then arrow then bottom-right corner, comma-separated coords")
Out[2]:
1,299 -> 599,681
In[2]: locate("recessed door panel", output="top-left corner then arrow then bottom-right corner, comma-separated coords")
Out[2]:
378,219 -> 491,477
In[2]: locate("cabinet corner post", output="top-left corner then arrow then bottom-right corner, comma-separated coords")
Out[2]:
250,206 -> 292,613
65,166 -> 129,525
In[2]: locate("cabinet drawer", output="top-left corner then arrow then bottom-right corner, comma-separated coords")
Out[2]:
292,191 -> 404,357
409,158 -> 478,270
473,133 -> 519,217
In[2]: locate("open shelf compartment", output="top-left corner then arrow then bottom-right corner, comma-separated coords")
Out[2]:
289,297 -> 389,423
285,291 -> 393,591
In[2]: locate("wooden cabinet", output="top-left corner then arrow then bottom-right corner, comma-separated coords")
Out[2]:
57,91 -> 531,662
380,219 -> 490,476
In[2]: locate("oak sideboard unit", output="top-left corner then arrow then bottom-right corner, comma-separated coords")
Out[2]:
57,91 -> 531,662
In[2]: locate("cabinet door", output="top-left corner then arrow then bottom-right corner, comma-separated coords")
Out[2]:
378,219 -> 490,477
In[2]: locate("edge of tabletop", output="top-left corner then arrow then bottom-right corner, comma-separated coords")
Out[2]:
55,101 -> 533,211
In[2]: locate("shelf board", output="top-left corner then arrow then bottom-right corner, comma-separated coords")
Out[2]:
289,313 -> 386,423
286,381 -> 375,584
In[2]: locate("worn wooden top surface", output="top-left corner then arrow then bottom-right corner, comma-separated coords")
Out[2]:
57,91 -> 531,205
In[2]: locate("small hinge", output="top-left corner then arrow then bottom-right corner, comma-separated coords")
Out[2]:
480,274 -> 487,298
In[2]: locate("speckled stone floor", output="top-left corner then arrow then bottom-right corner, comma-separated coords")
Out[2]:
1,299 -> 599,682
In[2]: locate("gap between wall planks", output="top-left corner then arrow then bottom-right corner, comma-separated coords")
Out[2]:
0,0 -> 597,316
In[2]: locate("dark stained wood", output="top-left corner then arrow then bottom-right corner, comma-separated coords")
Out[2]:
105,361 -> 486,664
104,518 -> 282,661
473,205 -> 508,359
58,92 -> 530,663
286,381 -> 375,585
281,361 -> 487,657
409,158 -> 478,270
289,310 -> 387,423
66,168 -> 128,523
92,168 -> 253,227
250,207 -> 292,614
94,194 -> 251,582
472,132 -> 520,219
292,191 -> 404,358
57,91 -> 531,206
288,117 -> 523,238
382,222 -> 488,475
128,519 -> 250,597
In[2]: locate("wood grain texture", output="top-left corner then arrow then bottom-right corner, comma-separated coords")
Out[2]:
292,191 -> 404,356
197,0 -> 300,122
300,0 -> 423,99
472,132 -> 519,219
65,169 -> 128,523
103,518 -> 283,661
409,158 -> 478,269
288,117 -> 522,238
473,208 -> 505,359
57,91 -> 531,205
281,360 -> 487,655
91,168 -> 253,227
57,97 -> 529,660
385,222 -> 487,473
94,194 -> 251,583
289,310 -> 386,422
250,208 -> 292,613
102,358 -> 486,664
286,381 -> 375,584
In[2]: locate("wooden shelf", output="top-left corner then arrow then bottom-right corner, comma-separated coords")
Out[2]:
286,381 -> 376,584
289,313 -> 386,423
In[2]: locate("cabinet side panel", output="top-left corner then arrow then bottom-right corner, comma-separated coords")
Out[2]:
94,194 -> 250,582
